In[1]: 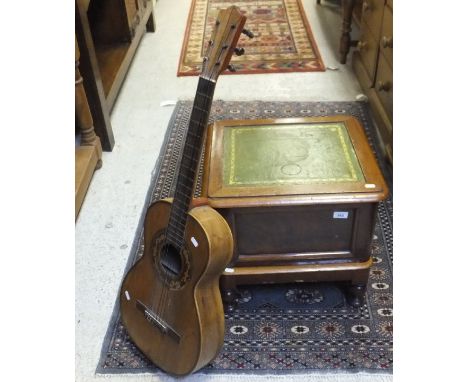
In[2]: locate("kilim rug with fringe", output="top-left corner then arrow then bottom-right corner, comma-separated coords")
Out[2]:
177,0 -> 326,76
97,101 -> 393,375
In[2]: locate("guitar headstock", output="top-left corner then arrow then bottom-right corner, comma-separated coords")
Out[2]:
201,6 -> 248,82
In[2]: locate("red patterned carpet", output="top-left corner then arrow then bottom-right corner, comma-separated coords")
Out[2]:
177,0 -> 325,76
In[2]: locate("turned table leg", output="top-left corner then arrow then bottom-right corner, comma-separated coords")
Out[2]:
339,0 -> 357,64
146,11 -> 156,32
75,35 -> 103,219
75,36 -> 102,168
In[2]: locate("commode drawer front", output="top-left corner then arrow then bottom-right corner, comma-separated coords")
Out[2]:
380,5 -> 393,67
375,52 -> 393,122
361,0 -> 385,40
234,207 -> 355,256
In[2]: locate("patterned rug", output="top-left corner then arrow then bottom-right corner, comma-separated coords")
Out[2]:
177,0 -> 325,76
97,101 -> 393,375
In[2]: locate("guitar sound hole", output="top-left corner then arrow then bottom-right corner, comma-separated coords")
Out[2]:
160,244 -> 183,277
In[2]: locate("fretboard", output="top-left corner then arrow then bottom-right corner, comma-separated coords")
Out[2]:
165,77 -> 216,248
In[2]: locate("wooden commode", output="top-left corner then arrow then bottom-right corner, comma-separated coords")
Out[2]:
201,116 -> 388,307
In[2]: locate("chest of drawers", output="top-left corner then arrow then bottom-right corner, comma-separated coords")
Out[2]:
353,0 -> 393,163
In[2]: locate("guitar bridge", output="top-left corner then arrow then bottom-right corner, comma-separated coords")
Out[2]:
136,300 -> 181,343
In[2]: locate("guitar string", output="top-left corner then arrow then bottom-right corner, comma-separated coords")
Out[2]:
154,9 -> 226,319
161,80 -> 214,315
156,10 -> 236,321
150,7 -> 240,330
149,20 -> 217,318
157,7 -> 239,323
154,79 -> 213,321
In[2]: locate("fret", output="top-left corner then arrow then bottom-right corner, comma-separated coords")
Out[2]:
175,179 -> 193,189
182,143 -> 198,154
167,222 -> 185,239
180,163 -> 195,175
172,198 -> 191,213
186,129 -> 203,140
188,112 -> 206,124
172,194 -> 190,205
183,142 -> 200,153
167,77 -> 216,239
165,233 -> 184,248
169,217 -> 186,230
166,227 -> 184,239
178,172 -> 193,181
173,198 -> 191,209
177,183 -> 193,193
166,227 -> 184,241
171,203 -> 187,215
196,91 -> 212,100
186,124 -> 207,136
174,186 -> 193,196
172,200 -> 191,211
193,105 -> 209,113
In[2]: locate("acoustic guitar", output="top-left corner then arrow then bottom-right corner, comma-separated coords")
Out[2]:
119,6 -> 250,376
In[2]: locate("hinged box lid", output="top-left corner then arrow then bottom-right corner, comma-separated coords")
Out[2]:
201,116 -> 388,207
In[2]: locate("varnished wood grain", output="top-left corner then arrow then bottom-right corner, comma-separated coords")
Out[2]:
75,147 -> 99,218
120,7 -> 247,373
75,0 -> 155,150
380,5 -> 393,67
339,0 -> 357,64
202,116 -> 387,306
203,116 -> 388,204
75,35 -> 102,219
361,0 -> 385,40
352,0 -> 392,164
120,199 -> 233,375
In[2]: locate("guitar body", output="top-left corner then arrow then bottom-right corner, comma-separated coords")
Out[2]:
119,198 -> 233,376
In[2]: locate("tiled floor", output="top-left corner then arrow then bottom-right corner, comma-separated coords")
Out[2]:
75,1 -> 390,381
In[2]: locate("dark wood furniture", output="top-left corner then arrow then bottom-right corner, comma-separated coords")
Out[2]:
317,0 -> 363,64
75,35 -> 103,219
201,116 -> 388,307
75,0 -> 155,151
352,0 -> 393,163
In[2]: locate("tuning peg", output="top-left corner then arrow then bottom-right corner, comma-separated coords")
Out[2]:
234,47 -> 245,56
242,28 -> 254,39
227,64 -> 236,72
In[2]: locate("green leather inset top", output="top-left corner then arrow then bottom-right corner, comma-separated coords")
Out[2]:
222,122 -> 364,187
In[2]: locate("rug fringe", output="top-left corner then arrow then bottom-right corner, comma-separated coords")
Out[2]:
92,372 -> 392,382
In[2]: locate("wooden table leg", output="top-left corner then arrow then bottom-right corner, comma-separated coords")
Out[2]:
76,35 -> 103,219
339,0 -> 357,64
146,10 -> 156,32
76,36 -> 102,167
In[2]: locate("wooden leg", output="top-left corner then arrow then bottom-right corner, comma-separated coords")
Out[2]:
346,283 -> 367,307
339,0 -> 357,64
75,35 -> 103,219
146,11 -> 156,32
76,37 -> 102,161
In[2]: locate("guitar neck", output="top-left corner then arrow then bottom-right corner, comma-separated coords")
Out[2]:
166,77 -> 216,248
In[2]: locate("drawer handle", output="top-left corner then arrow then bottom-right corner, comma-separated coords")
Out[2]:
377,81 -> 391,92
363,1 -> 371,12
357,41 -> 368,51
381,36 -> 393,48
